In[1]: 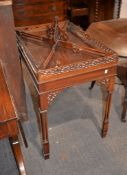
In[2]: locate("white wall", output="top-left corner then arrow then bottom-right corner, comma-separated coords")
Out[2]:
120,0 -> 127,18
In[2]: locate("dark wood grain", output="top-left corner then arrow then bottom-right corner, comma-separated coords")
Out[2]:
12,0 -> 67,27
12,0 -> 122,29
0,62 -> 17,138
0,2 -> 27,174
17,21 -> 117,159
0,1 -> 27,121
86,18 -> 127,122
0,60 -> 26,175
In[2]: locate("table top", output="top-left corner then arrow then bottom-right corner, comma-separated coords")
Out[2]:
17,20 -> 118,82
0,62 -> 16,124
86,18 -> 127,57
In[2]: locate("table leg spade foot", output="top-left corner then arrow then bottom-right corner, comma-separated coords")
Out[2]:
44,154 -> 50,160
102,121 -> 109,138
42,141 -> 50,159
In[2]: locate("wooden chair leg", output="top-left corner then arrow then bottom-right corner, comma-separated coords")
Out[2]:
102,92 -> 112,138
9,135 -> 27,175
89,81 -> 96,90
121,85 -> 127,122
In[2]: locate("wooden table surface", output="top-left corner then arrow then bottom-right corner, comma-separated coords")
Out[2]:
86,18 -> 127,122
0,61 -> 17,139
0,61 -> 26,175
0,0 -> 27,121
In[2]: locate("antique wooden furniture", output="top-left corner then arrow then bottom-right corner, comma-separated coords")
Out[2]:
67,0 -> 89,28
86,18 -> 127,122
12,0 -> 67,27
88,0 -> 122,22
67,0 -> 89,19
0,0 -> 27,121
16,19 -> 117,159
67,0 -> 122,27
12,0 -> 122,28
0,61 -> 27,175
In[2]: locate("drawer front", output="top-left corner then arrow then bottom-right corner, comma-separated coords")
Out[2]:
13,1 -> 66,18
12,0 -> 67,26
37,66 -> 116,92
14,12 -> 66,27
